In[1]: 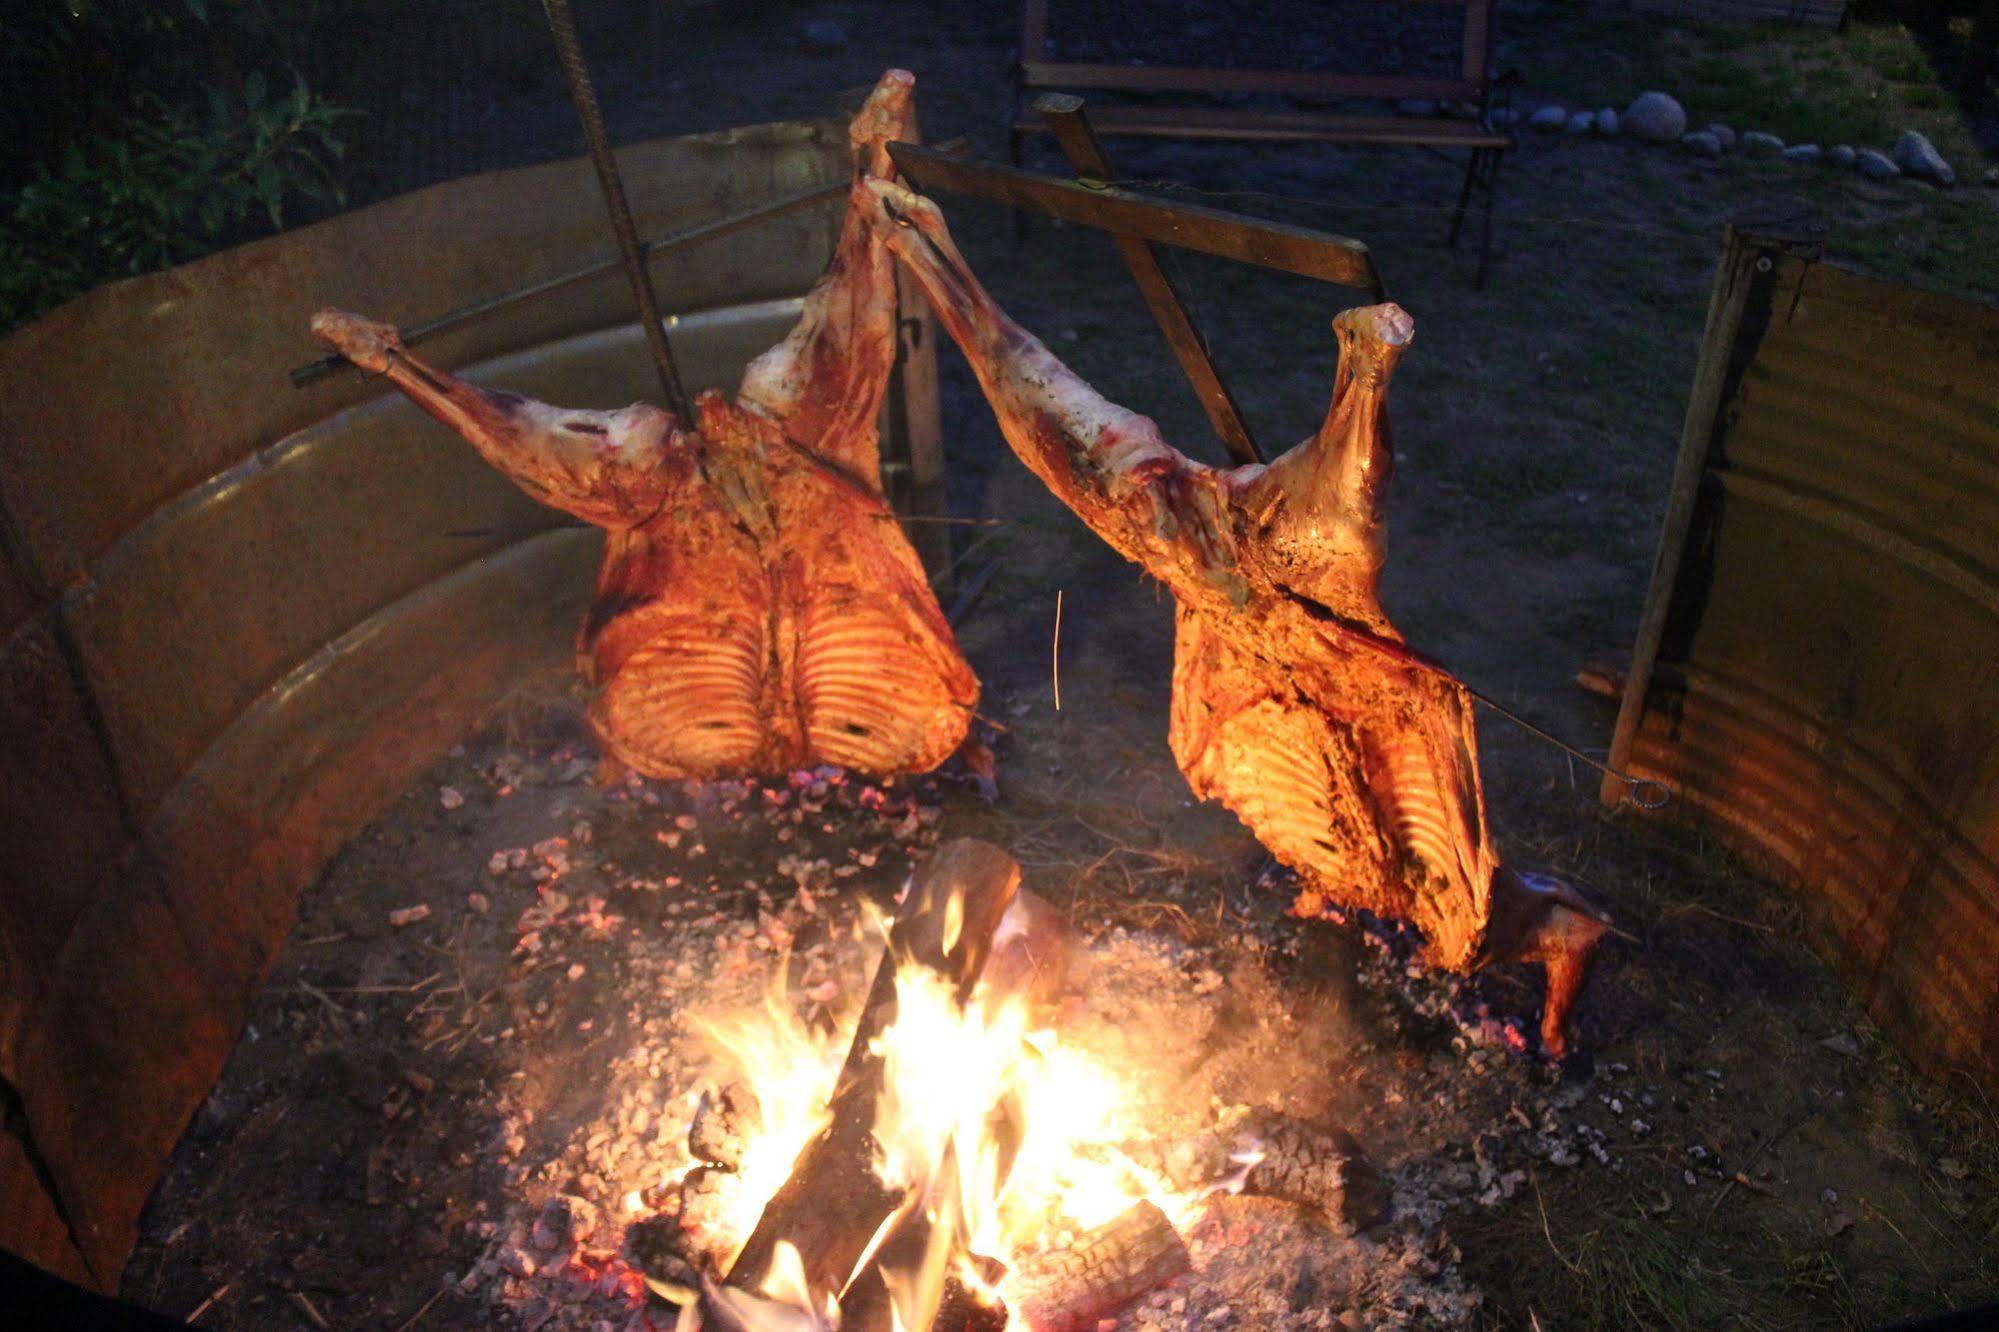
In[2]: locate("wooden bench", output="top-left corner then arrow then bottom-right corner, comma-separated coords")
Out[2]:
1008,0 -> 1514,287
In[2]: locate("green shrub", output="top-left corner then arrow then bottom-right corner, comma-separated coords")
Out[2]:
1,1 -> 354,331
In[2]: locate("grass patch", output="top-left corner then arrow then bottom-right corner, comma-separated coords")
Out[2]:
1832,193 -> 1999,299
1509,0 -> 1991,170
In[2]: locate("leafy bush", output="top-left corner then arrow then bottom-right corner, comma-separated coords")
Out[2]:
1,1 -> 355,331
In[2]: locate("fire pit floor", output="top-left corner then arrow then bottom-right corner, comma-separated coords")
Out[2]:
123,674 -> 1997,1329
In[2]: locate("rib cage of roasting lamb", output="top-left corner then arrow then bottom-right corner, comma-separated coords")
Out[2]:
310,70 -> 977,784
864,177 -> 1609,1055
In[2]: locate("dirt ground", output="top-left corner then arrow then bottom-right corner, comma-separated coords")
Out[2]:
124,1 -> 1995,1328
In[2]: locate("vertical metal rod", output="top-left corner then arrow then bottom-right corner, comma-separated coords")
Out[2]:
540,0 -> 691,420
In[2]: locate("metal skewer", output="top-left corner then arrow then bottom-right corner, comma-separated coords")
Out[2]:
288,180 -> 845,389
540,0 -> 689,418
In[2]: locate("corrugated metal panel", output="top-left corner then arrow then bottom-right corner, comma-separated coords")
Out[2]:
0,111 -> 900,1286
1606,229 -> 1999,1095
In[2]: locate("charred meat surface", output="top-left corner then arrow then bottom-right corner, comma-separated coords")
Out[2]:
310,71 -> 976,784
866,179 -> 1606,1056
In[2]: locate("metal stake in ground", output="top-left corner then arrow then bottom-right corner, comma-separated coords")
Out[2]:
540,0 -> 691,421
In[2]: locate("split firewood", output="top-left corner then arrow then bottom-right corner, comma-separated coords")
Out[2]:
982,886 -> 1071,1018
688,1081 -> 761,1170
723,839 -> 1022,1309
834,888 -> 1065,1332
1012,1200 -> 1191,1332
864,178 -> 1610,1057
309,70 -> 977,784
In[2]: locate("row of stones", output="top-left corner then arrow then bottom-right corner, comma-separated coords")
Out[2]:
1450,89 -> 1959,186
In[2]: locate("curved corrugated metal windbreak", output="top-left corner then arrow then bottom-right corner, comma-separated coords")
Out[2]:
1606,227 -> 1999,1099
0,113 -> 900,1286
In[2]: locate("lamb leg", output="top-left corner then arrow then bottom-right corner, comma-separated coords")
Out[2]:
737,69 -> 913,491
309,309 -> 691,529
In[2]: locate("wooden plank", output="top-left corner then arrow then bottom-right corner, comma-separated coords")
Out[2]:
1463,0 -> 1493,84
1020,60 -> 1478,103
888,144 -> 1382,295
1036,95 -> 1262,466
1603,227 -> 1774,804
1020,0 -> 1048,60
1017,103 -> 1508,148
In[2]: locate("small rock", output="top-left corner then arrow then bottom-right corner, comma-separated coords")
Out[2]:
1894,129 -> 1954,185
438,786 -> 465,810
800,17 -> 847,52
1624,91 -> 1686,143
1818,1030 -> 1862,1057
1821,1188 -> 1839,1205
1708,123 -> 1737,150
1741,130 -> 1785,156
1856,149 -> 1901,180
1595,107 -> 1619,136
1782,143 -> 1822,164
389,904 -> 431,927
1681,130 -> 1722,159
1396,98 -> 1438,117
1529,104 -> 1568,132
1830,144 -> 1857,168
1565,110 -> 1595,135
467,891 -> 490,915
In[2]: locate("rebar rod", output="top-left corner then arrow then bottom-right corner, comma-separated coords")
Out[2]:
540,0 -> 691,419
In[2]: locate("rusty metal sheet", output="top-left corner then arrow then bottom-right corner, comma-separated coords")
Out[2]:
9,529 -> 593,1285
142,526 -> 597,1014
0,614 -> 127,1068
12,864 -> 228,1283
0,111 -> 874,1288
0,1127 -> 94,1288
0,531 -> 38,641
64,299 -> 798,824
0,120 -> 845,592
1606,229 -> 1999,1094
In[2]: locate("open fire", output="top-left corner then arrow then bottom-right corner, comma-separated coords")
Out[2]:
620,840 -> 1382,1331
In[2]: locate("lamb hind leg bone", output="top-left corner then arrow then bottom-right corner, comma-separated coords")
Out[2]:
867,177 -> 1609,1055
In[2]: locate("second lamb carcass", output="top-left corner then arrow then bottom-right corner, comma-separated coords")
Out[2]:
864,179 -> 1608,1056
311,71 -> 978,784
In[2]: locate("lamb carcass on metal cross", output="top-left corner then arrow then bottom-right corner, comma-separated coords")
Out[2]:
864,177 -> 1608,1056
310,71 -> 979,786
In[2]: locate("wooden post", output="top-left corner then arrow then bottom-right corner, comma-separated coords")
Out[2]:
1035,94 -> 1263,467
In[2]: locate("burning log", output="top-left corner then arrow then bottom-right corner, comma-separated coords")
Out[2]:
1012,1201 -> 1190,1332
308,70 -> 978,786
1231,1110 -> 1390,1231
722,838 -> 1022,1309
863,178 -> 1610,1057
825,887 -> 1068,1332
